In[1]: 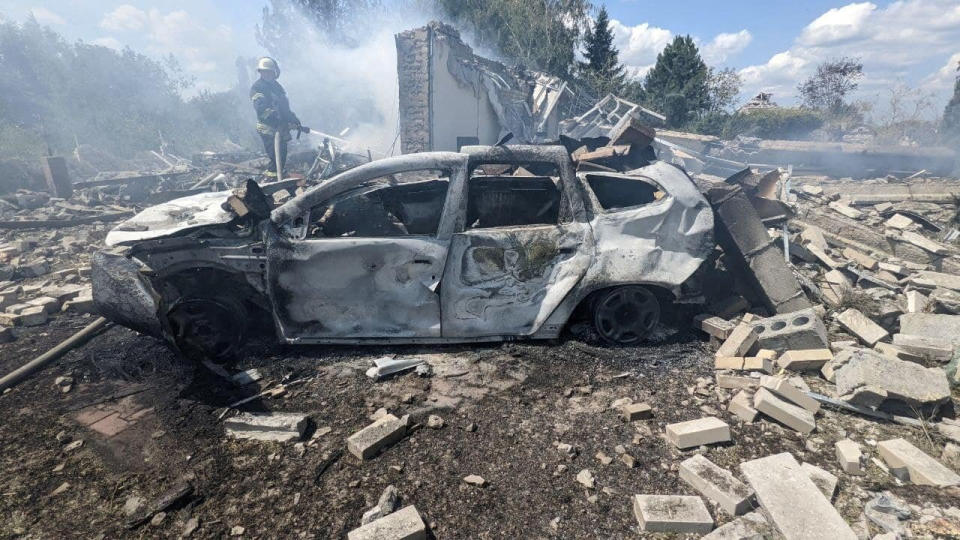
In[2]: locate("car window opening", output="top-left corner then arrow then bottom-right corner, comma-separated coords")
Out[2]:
467,163 -> 571,228
585,173 -> 664,211
309,170 -> 450,238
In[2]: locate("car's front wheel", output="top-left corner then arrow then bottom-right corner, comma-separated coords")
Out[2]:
167,295 -> 247,361
592,286 -> 660,346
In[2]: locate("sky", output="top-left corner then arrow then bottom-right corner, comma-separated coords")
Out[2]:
2,0 -> 959,116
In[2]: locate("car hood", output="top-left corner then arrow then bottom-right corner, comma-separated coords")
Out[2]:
105,191 -> 235,247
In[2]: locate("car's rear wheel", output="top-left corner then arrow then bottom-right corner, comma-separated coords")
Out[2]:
592,286 -> 660,346
167,295 -> 247,361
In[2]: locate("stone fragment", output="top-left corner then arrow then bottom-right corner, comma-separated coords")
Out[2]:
426,415 -> 444,429
182,518 -> 199,537
899,313 -> 960,345
752,309 -> 828,353
463,475 -> 487,487
224,412 -> 308,443
885,213 -> 914,229
347,505 -> 426,540
346,414 -> 409,460
828,201 -> 863,219
575,469 -> 595,489
620,402 -> 652,421
800,463 -> 837,499
679,454 -> 754,516
891,333 -> 953,361
361,485 -> 399,525
715,322 -> 759,358
701,512 -> 775,540
901,231 -> 949,255
739,453 -> 856,540
807,243 -> 839,268
696,314 -> 735,340
18,305 -> 48,326
842,247 -> 879,270
800,226 -> 828,249
835,439 -> 865,475
715,373 -> 757,389
877,438 -> 960,486
837,308 -> 888,346
665,417 -> 731,449
714,356 -> 744,370
752,388 -> 815,435
905,290 -> 929,313
728,390 -> 758,423
777,348 -> 832,372
759,376 -> 819,413
833,348 -> 950,410
632,494 -> 714,534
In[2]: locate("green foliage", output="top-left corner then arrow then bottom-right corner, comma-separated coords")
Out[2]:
0,18 -> 249,161
431,0 -> 591,79
642,36 -> 710,127
687,111 -> 731,137
579,7 -> 625,96
798,57 -> 863,116
706,67 -> 742,113
722,108 -> 824,140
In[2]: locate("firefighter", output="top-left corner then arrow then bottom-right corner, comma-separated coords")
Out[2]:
250,56 -> 300,178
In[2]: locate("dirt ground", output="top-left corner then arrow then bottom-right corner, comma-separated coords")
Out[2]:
1,313 -> 958,539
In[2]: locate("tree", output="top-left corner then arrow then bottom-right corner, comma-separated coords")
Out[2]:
797,57 -> 863,115
641,35 -> 710,127
257,0 -> 380,55
431,0 -> 591,79
580,7 -> 625,96
707,67 -> 742,113
943,61 -> 960,143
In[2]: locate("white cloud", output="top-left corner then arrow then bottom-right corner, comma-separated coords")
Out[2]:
739,0 -> 960,107
608,18 -> 672,75
100,4 -> 147,31
91,36 -> 123,50
95,5 -> 238,87
30,6 -> 66,26
702,30 -> 752,65
922,51 -> 960,91
798,2 -> 875,46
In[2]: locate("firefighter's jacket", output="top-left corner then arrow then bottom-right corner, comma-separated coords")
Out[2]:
250,78 -> 299,139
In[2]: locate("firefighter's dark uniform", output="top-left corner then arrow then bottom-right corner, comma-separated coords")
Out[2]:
250,78 -> 299,177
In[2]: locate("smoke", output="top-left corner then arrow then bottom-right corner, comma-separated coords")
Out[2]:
256,4 -> 434,157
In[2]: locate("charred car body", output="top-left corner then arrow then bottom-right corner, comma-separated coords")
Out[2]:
93,145 -> 714,359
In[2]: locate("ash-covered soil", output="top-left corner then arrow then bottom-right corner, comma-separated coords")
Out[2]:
1,315 -> 957,539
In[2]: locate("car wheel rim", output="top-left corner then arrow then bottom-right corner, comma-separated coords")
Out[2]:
168,297 -> 243,360
595,287 -> 659,345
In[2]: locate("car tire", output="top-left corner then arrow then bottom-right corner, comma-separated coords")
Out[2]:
167,294 -> 247,362
592,286 -> 660,346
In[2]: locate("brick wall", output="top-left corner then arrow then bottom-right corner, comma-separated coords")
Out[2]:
395,27 -> 431,154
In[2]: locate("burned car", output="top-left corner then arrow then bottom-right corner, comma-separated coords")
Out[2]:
93,145 -> 714,359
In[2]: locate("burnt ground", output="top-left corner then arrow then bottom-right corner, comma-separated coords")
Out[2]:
1,314 -> 958,539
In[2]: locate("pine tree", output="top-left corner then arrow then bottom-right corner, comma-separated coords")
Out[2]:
581,7 -> 624,96
642,35 -> 710,127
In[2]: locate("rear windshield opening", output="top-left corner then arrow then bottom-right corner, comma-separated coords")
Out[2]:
585,174 -> 662,211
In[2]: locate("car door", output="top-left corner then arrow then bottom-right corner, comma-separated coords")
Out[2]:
265,154 -> 468,342
441,162 -> 593,338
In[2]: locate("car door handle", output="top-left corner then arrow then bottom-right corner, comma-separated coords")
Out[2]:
412,259 -> 433,265
558,247 -> 576,254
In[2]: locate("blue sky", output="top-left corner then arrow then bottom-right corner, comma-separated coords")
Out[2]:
2,0 -> 959,116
